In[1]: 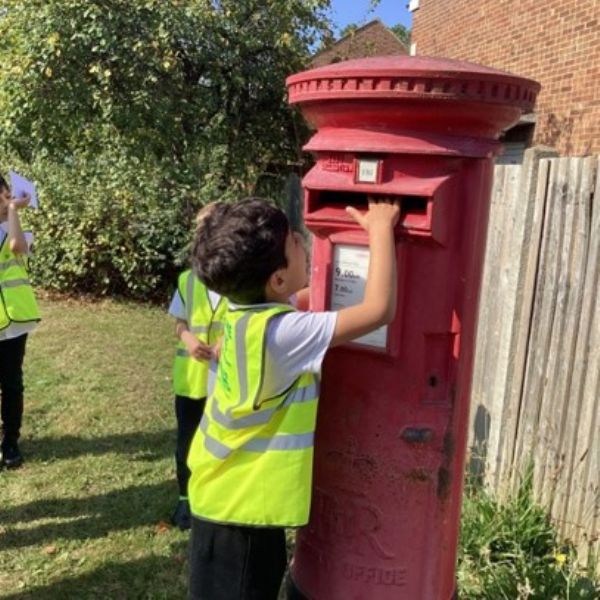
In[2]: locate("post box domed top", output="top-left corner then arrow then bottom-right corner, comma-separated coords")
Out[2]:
286,56 -> 540,148
287,56 -> 539,112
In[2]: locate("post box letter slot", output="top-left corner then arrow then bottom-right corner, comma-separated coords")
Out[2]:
307,190 -> 433,237
400,196 -> 431,232
308,190 -> 368,222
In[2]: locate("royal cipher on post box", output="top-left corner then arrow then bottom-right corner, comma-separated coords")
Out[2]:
285,57 -> 539,600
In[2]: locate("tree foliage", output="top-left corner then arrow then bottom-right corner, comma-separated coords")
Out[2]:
390,23 -> 411,47
0,0 -> 331,299
337,21 -> 410,50
339,23 -> 359,38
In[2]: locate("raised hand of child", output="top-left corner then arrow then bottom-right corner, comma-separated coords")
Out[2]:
346,196 -> 400,231
10,193 -> 31,210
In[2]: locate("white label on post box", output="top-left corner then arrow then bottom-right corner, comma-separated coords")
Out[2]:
330,244 -> 388,349
356,159 -> 380,183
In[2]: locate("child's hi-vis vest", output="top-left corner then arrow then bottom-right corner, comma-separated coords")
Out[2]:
172,270 -> 227,399
0,231 -> 40,332
187,304 -> 320,527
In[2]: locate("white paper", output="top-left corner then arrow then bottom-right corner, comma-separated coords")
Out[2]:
9,171 -> 38,209
330,244 -> 388,349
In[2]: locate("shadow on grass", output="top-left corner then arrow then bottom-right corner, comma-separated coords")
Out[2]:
21,430 -> 174,463
3,546 -> 189,600
0,480 -> 175,550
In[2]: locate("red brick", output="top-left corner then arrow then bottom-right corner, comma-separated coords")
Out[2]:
312,20 -> 407,68
412,0 -> 600,154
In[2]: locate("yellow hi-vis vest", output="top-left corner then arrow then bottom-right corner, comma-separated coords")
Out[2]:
187,304 -> 320,527
0,231 -> 40,332
172,270 -> 227,399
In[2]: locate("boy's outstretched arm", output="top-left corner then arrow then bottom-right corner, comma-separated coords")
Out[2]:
330,198 -> 400,348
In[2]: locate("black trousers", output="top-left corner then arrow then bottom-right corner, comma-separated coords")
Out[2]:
175,395 -> 206,497
0,334 -> 27,447
189,517 -> 287,600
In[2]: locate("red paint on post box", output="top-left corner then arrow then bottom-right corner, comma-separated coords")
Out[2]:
285,56 -> 539,600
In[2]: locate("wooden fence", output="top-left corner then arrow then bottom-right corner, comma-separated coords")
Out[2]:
470,147 -> 600,566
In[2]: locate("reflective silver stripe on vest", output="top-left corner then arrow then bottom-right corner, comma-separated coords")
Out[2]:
212,399 -> 270,428
282,381 -> 320,408
186,271 -> 195,324
1,278 -> 30,289
200,417 -> 233,459
176,348 -> 189,358
189,323 -> 223,335
231,312 -> 254,413
200,415 -> 314,459
185,274 -> 223,337
0,259 -> 21,271
211,381 -> 320,430
243,432 -> 314,453
189,325 -> 210,334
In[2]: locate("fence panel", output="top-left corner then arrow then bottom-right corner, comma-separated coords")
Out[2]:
470,149 -> 599,565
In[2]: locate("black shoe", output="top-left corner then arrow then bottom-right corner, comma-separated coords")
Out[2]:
1,442 -> 23,469
170,499 -> 191,531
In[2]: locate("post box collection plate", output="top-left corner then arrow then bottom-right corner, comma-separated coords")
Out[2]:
355,158 -> 382,184
330,243 -> 388,349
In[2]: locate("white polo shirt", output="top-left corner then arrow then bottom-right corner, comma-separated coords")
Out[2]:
229,301 -> 338,399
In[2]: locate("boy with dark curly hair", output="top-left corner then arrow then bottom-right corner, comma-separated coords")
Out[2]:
187,197 -> 399,600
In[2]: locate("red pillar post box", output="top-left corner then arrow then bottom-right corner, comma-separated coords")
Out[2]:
285,57 -> 539,600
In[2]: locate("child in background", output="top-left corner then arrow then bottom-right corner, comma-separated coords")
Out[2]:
0,175 -> 40,469
168,266 -> 227,530
186,197 -> 399,599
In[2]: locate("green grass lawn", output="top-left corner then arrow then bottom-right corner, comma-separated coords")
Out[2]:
1,296 -> 597,599
0,296 -> 187,599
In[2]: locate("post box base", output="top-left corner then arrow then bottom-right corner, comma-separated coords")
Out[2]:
285,574 -> 459,600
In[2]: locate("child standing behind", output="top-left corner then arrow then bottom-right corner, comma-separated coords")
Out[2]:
0,175 -> 40,469
168,268 -> 226,529
186,197 -> 399,599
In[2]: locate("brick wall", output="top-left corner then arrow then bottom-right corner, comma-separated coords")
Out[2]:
412,0 -> 600,155
312,20 -> 408,68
